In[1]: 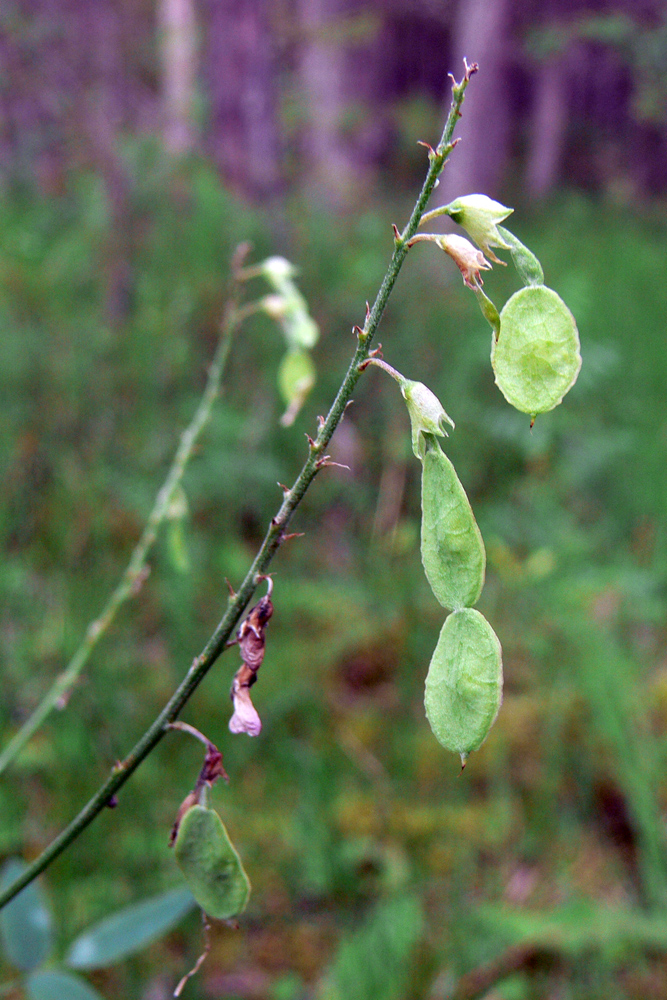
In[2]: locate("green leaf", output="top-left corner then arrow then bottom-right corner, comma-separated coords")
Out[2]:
424,608 -> 503,763
420,438 -> 486,611
321,895 -> 423,1000
174,805 -> 251,920
491,284 -> 581,417
0,858 -> 52,971
477,901 -> 667,961
65,887 -> 195,970
26,969 -> 105,1000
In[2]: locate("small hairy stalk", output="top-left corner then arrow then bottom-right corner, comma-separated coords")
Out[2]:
0,285 -> 251,777
0,63 -> 477,910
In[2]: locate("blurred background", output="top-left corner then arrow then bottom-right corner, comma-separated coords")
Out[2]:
2,0 -> 667,997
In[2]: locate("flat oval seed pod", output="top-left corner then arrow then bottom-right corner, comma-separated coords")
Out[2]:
421,439 -> 485,610
424,608 -> 503,763
492,285 -> 581,416
174,805 -> 250,920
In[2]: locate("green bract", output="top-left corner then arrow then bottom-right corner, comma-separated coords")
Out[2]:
424,608 -> 503,763
401,379 -> 455,458
492,285 -> 581,416
420,437 -> 485,611
174,805 -> 250,920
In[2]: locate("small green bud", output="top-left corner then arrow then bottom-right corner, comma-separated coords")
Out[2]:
363,358 -> 455,458
401,380 -> 455,459
445,194 -> 513,264
259,256 -> 299,291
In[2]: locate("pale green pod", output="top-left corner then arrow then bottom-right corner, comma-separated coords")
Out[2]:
174,805 -> 250,920
277,349 -> 316,426
420,437 -> 485,610
492,285 -> 581,417
424,608 -> 503,763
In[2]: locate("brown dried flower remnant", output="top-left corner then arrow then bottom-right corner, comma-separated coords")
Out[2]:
229,577 -> 274,736
167,723 -> 230,846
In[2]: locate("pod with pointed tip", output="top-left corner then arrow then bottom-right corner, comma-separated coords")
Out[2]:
491,285 -> 581,416
424,608 -> 502,763
174,805 -> 250,920
420,438 -> 485,610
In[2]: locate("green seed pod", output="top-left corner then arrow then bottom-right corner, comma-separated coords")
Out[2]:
277,349 -> 316,426
174,805 -> 250,920
421,437 -> 485,611
491,285 -> 581,417
424,608 -> 503,764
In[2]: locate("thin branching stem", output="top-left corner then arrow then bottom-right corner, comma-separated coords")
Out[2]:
0,63 -> 476,910
0,291 -> 245,777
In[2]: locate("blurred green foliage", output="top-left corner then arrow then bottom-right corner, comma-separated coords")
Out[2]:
1,147 -> 667,999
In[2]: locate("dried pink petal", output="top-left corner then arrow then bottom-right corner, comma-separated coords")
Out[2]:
229,685 -> 262,736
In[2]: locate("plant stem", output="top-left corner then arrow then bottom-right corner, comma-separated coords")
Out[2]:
0,295 -> 243,777
0,62 -> 477,910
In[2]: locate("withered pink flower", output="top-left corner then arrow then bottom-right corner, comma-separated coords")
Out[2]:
435,234 -> 492,288
229,684 -> 262,737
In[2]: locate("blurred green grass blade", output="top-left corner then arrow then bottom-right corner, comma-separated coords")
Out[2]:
65,887 -> 195,970
0,858 -> 52,971
320,895 -> 423,1000
26,969 -> 105,1000
478,901 -> 667,961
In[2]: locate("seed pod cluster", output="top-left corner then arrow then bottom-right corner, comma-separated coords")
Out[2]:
395,371 -> 502,763
173,804 -> 250,920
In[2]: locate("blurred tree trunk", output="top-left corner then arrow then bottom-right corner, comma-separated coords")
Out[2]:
526,56 -> 568,199
296,0 -> 366,210
159,0 -> 198,157
436,0 -> 510,206
203,0 -> 282,201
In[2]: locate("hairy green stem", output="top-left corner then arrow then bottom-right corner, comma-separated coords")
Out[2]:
0,296 -> 245,777
0,63 -> 476,909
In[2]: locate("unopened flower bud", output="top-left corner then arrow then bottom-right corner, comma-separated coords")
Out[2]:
445,194 -> 513,264
401,380 -> 455,459
260,256 -> 299,290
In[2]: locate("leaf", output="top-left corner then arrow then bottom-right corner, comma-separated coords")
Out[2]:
0,858 -> 52,971
420,438 -> 486,611
174,805 -> 251,920
424,608 -> 503,763
321,895 -> 423,1000
26,969 -> 106,1000
477,901 -> 667,961
65,887 -> 195,970
491,285 -> 581,417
